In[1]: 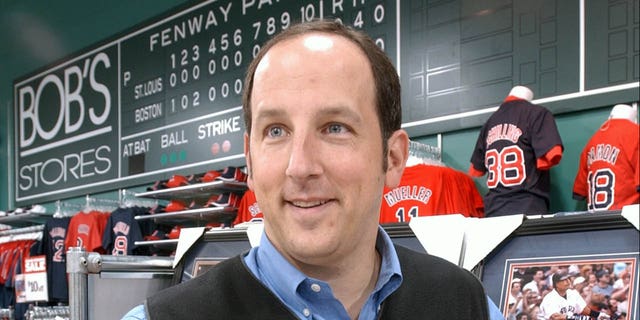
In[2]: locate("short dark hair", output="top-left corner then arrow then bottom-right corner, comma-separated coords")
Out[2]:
242,20 -> 402,166
552,271 -> 571,288
596,270 -> 609,280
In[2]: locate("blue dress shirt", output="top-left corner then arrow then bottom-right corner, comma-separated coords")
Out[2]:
121,226 -> 504,320
242,227 -> 403,319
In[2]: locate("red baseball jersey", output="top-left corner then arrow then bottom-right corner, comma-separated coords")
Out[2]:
233,190 -> 263,225
65,211 -> 108,253
470,98 -> 563,217
573,119 -> 640,210
379,164 -> 484,224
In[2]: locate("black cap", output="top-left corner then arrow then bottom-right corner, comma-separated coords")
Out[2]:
552,271 -> 571,288
596,269 -> 609,279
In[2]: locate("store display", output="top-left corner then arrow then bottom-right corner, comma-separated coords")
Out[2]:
102,207 -> 148,256
380,163 -> 484,223
572,104 -> 640,211
469,86 -> 564,217
233,190 -> 263,226
37,216 -> 71,304
200,170 -> 222,183
216,166 -> 248,183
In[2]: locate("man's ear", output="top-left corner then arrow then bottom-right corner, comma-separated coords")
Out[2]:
385,129 -> 409,188
244,132 -> 254,190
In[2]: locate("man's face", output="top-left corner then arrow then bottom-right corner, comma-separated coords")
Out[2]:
245,32 -> 405,267
512,282 -> 521,291
555,278 -> 571,291
534,270 -> 544,280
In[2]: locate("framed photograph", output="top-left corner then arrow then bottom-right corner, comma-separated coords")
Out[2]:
176,232 -> 252,283
501,256 -> 635,319
481,214 -> 639,320
192,258 -> 225,277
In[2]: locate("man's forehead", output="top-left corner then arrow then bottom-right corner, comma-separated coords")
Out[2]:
256,32 -> 358,74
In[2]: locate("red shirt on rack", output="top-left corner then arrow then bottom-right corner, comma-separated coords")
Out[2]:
379,164 -> 484,224
65,211 -> 108,253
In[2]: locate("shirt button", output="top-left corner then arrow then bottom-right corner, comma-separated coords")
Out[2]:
303,308 -> 311,317
310,283 -> 321,292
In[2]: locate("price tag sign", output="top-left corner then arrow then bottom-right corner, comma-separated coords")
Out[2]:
22,255 -> 49,302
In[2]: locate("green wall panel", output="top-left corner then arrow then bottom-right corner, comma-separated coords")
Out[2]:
0,0 -> 194,209
1,0 -> 638,212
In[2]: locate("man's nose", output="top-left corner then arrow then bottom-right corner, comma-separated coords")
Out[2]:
285,133 -> 323,180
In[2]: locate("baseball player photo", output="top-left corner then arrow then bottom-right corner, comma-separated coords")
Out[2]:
538,272 -> 610,320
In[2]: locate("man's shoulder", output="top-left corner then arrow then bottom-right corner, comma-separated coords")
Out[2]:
394,244 -> 472,278
145,255 -> 244,316
145,254 -> 296,320
393,244 -> 486,293
151,254 -> 245,296
386,245 -> 489,319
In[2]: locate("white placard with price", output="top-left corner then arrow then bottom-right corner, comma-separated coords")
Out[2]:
23,255 -> 48,302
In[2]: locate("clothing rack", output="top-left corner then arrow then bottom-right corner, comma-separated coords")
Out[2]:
120,189 -> 159,208
408,140 -> 443,166
0,224 -> 44,244
53,200 -> 84,217
84,194 -> 119,212
0,224 -> 44,236
24,305 -> 70,320
53,195 -> 121,217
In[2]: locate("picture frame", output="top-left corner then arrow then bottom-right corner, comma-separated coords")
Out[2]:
481,213 -> 638,320
192,258 -> 223,277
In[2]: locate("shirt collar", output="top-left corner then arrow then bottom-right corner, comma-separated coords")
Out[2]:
250,226 -> 403,319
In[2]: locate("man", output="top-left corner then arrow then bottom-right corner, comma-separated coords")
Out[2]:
573,276 -> 587,294
591,270 -> 614,297
122,20 -> 489,319
538,272 -> 609,320
524,268 -> 546,294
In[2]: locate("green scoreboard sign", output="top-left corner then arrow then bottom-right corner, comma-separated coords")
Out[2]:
14,0 -> 397,204
13,0 -> 639,205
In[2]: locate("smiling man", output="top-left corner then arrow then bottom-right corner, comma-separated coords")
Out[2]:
123,20 -> 489,320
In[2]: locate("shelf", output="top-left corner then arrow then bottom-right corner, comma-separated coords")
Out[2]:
134,239 -> 179,250
135,207 -> 237,226
0,212 -> 50,227
135,180 -> 247,200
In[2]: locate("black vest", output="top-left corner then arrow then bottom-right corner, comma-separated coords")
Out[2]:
146,245 -> 489,319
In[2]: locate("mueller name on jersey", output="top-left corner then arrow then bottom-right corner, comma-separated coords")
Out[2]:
384,185 -> 432,207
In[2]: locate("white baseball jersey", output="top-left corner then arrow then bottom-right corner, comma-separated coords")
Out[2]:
538,289 -> 587,319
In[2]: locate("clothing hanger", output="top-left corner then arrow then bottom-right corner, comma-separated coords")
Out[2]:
407,140 -> 445,167
0,225 -> 45,244
83,194 -> 120,213
120,189 -> 158,208
53,200 -> 65,218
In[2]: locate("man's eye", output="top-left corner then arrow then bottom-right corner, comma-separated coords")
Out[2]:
267,126 -> 286,138
326,124 -> 347,134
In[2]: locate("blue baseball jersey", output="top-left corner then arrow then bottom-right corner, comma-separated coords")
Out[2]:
470,99 -> 563,216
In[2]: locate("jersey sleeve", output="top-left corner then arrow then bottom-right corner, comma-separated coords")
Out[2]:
631,134 -> 640,192
102,213 -> 116,252
572,146 -> 589,200
531,108 -> 563,160
470,124 -> 489,172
